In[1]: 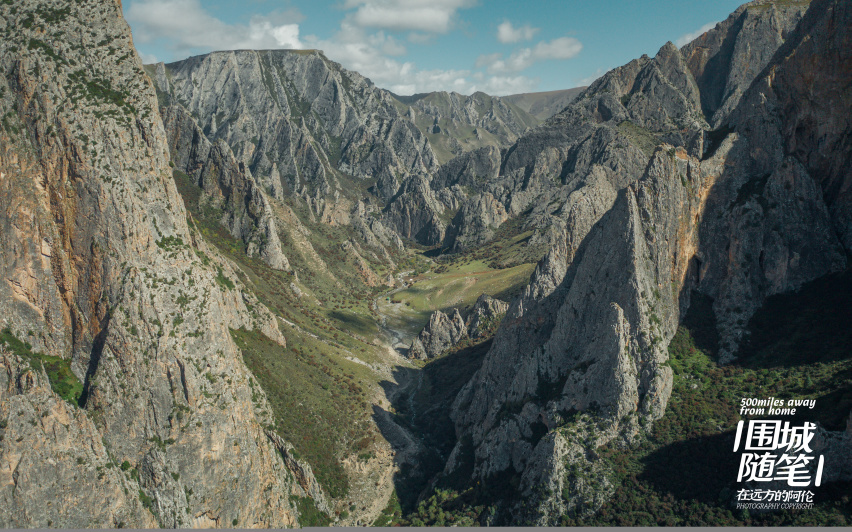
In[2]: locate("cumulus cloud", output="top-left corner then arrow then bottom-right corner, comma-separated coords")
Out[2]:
475,52 -> 502,69
675,21 -> 717,48
343,0 -> 476,34
480,36 -> 582,74
126,0 -> 537,95
303,23 -> 471,95
126,0 -> 303,55
496,20 -> 539,44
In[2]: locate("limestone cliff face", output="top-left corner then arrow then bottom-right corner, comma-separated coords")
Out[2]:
409,309 -> 467,361
693,0 -> 849,360
0,347 -> 156,528
161,104 -> 290,270
408,294 -> 509,360
152,50 -> 437,213
444,0 -> 849,523
448,146 -> 712,523
681,0 -> 808,127
151,49 -> 440,260
0,0 -> 317,526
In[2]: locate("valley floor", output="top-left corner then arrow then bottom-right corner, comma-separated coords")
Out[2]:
174,157 -> 852,527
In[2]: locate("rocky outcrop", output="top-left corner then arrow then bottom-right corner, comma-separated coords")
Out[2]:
152,50 -> 437,206
408,295 -> 508,359
408,309 -> 466,360
161,105 -> 290,270
464,294 -> 509,339
382,174 -> 451,246
681,0 -> 808,127
151,49 -> 437,259
431,145 -> 502,190
444,193 -> 509,252
0,347 -> 156,528
447,146 -> 711,523
0,0 -> 319,526
692,0 -> 849,360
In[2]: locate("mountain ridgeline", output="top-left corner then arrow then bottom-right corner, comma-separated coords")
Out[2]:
0,0 -> 850,527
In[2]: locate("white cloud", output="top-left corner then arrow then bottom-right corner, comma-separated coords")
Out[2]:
475,52 -> 502,69
139,52 -> 159,64
126,0 -> 536,95
343,0 -> 476,33
407,32 -> 435,44
126,0 -> 303,55
532,37 -> 583,60
496,20 -> 539,44
675,21 -> 717,48
576,67 -> 606,86
479,36 -> 582,74
303,22 -> 536,96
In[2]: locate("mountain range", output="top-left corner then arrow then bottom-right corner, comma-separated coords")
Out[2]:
0,0 -> 850,527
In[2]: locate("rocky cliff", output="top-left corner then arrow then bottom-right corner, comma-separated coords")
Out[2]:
160,104 -> 291,270
0,0 -> 321,526
441,0 -> 850,524
151,50 -> 437,226
408,294 -> 508,360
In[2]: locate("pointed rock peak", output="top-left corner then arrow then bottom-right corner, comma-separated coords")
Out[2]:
471,293 -> 509,313
474,293 -> 494,305
656,41 -> 680,58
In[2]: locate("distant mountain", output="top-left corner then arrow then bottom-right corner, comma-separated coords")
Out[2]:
388,91 -> 541,164
503,87 -> 586,120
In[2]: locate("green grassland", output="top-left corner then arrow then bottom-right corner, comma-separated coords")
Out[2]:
232,328 -> 380,499
378,214 -> 545,336
380,260 -> 534,336
172,169 -> 394,498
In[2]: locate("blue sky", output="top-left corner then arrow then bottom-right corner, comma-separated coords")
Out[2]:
124,0 -> 745,96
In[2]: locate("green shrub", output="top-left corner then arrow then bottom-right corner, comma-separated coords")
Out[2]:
0,329 -> 83,406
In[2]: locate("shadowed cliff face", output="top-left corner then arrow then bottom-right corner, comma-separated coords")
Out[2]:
681,0 -> 808,127
442,0 -> 851,524
0,0 -> 322,527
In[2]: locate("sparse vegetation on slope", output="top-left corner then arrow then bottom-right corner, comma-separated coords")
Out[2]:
173,168 -> 389,503
0,328 -> 84,407
568,271 -> 852,526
